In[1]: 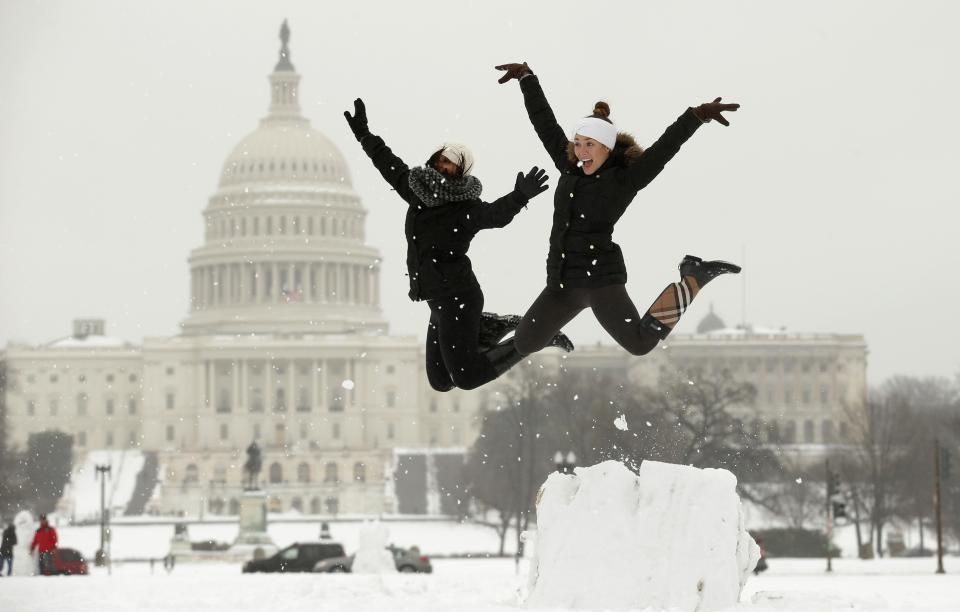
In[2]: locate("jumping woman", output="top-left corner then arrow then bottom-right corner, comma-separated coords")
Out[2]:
495,62 -> 742,357
344,98 -> 571,391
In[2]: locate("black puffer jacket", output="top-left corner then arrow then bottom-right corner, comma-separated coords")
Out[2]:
518,75 -> 703,290
360,134 -> 530,301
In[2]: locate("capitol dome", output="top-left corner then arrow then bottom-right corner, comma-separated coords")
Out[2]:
696,304 -> 727,334
218,122 -> 353,189
181,21 -> 386,337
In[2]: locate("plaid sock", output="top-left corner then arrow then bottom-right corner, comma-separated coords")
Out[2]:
647,276 -> 700,329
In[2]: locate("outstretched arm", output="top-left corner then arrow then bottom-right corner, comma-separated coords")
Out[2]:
344,98 -> 417,204
469,166 -> 549,231
626,97 -> 740,192
496,63 -> 569,171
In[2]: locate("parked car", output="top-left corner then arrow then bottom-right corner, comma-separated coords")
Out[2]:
242,542 -> 346,573
313,545 -> 432,574
51,548 -> 89,575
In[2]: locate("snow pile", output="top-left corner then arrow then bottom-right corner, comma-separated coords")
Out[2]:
525,460 -> 759,611
351,520 -> 397,574
64,449 -> 145,521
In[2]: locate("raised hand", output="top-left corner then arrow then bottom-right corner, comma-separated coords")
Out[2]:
343,98 -> 370,140
693,97 -> 740,126
495,62 -> 532,84
515,166 -> 549,200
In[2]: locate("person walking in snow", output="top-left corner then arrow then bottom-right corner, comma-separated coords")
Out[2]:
0,520 -> 16,576
29,514 -> 58,576
344,98 -> 571,391
495,62 -> 741,356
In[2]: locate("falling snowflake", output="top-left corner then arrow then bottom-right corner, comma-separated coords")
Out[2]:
614,414 -> 628,431
341,379 -> 355,390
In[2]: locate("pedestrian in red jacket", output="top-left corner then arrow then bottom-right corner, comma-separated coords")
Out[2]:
30,515 -> 58,576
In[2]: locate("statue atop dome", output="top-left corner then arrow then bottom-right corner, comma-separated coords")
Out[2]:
275,19 -> 294,72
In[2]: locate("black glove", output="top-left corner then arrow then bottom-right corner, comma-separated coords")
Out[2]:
514,166 -> 549,200
344,98 -> 370,140
495,62 -> 532,84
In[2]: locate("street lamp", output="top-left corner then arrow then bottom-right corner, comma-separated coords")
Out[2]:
94,464 -> 112,569
554,451 -> 577,475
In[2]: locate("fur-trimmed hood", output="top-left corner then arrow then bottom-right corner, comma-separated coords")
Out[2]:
566,132 -> 645,169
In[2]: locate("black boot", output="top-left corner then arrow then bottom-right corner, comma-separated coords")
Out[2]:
679,255 -> 741,289
548,331 -> 575,352
478,312 -> 522,348
484,339 -> 526,377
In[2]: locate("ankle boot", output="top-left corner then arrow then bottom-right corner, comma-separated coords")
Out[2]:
548,331 -> 575,353
679,255 -> 741,289
478,312 -> 522,348
484,339 -> 525,377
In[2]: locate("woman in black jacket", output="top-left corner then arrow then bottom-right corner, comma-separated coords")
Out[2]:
496,62 -> 741,356
344,98 -> 569,391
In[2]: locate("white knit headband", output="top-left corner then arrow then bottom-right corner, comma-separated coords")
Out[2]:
571,117 -> 617,150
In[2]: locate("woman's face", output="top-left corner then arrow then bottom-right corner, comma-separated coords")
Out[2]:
433,155 -> 461,179
573,135 -> 610,175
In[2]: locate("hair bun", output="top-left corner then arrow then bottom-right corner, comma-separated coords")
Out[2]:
592,101 -> 611,119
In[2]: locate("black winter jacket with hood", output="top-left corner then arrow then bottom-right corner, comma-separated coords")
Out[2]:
518,75 -> 703,290
360,134 -> 530,301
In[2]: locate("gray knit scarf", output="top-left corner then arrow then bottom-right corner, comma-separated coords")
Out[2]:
408,166 -> 482,208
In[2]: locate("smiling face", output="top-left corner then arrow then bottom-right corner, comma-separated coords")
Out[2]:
573,135 -> 611,175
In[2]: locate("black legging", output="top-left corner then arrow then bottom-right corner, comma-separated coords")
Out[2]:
514,284 -> 659,357
425,286 -> 512,392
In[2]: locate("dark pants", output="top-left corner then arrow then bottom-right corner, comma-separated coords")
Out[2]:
515,284 -> 659,356
38,551 -> 54,576
0,554 -> 12,576
425,287 -> 502,391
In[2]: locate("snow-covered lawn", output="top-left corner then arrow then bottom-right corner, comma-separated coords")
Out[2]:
0,557 -> 955,611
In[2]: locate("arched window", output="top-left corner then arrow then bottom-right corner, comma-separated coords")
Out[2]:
766,422 -> 780,444
784,421 -> 797,443
269,462 -> 283,484
291,497 -> 303,512
324,497 -> 339,515
324,462 -> 338,483
297,462 -> 310,483
209,498 -> 225,515
77,393 -> 88,417
213,464 -> 227,483
310,497 -> 321,514
353,462 -> 366,483
803,420 -> 815,443
822,420 -> 836,443
185,464 -> 199,485
228,498 -> 240,515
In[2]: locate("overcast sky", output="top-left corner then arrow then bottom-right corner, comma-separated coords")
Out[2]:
1,0 -> 958,385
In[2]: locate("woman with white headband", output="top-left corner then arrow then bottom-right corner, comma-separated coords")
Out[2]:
495,62 -> 741,357
344,98 -> 572,392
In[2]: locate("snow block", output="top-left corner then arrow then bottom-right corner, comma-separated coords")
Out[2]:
525,460 -> 759,611
352,520 -> 397,574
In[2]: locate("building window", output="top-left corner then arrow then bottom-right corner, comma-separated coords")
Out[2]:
291,497 -> 303,513
166,425 -> 175,442
822,420 -> 836,443
77,393 -> 88,417
324,462 -> 338,483
784,421 -> 797,443
803,420 -> 815,443
166,366 -> 175,376
106,399 -> 114,416
275,423 -> 286,446
129,374 -> 138,383
217,389 -> 231,413
78,374 -> 86,383
296,388 -> 311,412
253,423 -> 261,440
387,422 -> 395,440
324,497 -> 339,515
166,392 -> 175,410
820,386 -> 829,404
386,391 -> 396,408
78,431 -> 86,447
106,374 -> 114,383
49,398 -> 59,416
27,400 -> 36,416
220,423 -> 229,440
332,423 -> 341,439
386,365 -> 395,374
274,388 -> 286,412
353,462 -> 366,483
297,462 -> 310,483
105,431 -> 114,447
801,389 -> 810,405
50,374 -> 58,383
269,462 -> 283,484
128,397 -> 137,415
251,388 -> 264,413
185,464 -> 199,485
299,422 -> 309,440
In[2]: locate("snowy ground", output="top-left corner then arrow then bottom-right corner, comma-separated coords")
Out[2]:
0,557 -> 955,612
